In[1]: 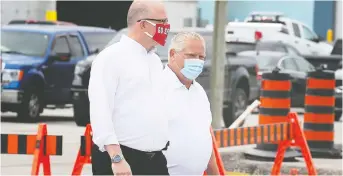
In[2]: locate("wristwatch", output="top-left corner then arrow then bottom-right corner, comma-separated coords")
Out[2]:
111,154 -> 123,163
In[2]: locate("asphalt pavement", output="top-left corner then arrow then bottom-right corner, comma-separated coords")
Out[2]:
1,108 -> 342,175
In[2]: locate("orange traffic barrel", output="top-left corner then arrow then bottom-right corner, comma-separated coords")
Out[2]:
245,70 -> 301,160
303,70 -> 341,158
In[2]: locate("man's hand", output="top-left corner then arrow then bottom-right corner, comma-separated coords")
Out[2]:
111,160 -> 132,176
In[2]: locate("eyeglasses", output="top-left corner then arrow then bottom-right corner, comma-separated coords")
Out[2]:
137,18 -> 168,23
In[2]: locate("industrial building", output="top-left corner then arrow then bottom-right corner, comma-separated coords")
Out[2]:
0,1 -> 198,30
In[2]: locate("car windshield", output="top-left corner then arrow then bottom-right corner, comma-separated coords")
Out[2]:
226,42 -> 256,53
1,30 -> 50,57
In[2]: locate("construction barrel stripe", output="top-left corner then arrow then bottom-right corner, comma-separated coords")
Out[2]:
213,122 -> 290,148
304,70 -> 335,149
1,134 -> 63,155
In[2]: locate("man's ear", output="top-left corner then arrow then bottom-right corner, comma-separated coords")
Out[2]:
169,49 -> 175,59
139,21 -> 146,29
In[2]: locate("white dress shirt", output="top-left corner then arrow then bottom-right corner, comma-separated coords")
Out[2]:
88,35 -> 168,152
162,66 -> 213,175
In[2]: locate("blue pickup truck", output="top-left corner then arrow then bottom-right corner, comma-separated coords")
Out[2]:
1,25 -> 116,121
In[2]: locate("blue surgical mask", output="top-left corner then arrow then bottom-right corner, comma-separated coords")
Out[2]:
180,59 -> 205,80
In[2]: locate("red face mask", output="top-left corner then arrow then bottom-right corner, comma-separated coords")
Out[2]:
144,20 -> 170,46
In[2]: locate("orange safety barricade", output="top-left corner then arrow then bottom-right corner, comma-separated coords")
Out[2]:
74,113 -> 315,175
71,124 -> 93,175
1,123 -> 63,175
213,112 -> 317,175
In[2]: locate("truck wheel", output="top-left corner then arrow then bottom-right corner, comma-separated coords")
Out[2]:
223,88 -> 248,127
335,111 -> 342,121
18,89 -> 42,121
73,93 -> 90,127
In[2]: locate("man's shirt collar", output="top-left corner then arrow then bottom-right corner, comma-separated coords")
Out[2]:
120,35 -> 156,55
164,64 -> 197,89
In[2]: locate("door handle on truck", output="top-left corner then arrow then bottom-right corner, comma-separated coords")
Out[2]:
295,40 -> 299,44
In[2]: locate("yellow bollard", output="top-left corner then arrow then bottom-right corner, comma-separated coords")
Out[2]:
327,29 -> 333,43
45,10 -> 57,21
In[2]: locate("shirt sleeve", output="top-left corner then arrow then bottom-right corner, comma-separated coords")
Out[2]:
88,49 -> 120,152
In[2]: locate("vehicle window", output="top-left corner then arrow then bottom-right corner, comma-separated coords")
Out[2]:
257,42 -> 287,53
293,56 -> 315,72
226,42 -> 256,53
68,35 -> 84,57
82,32 -> 116,53
285,45 -> 301,56
292,23 -> 301,38
0,30 -> 50,57
256,56 -> 279,70
302,25 -> 318,41
51,36 -> 71,55
281,57 -> 298,71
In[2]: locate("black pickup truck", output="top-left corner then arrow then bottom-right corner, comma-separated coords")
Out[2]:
71,28 -> 260,127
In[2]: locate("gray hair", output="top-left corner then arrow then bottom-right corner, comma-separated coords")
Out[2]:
168,32 -> 206,58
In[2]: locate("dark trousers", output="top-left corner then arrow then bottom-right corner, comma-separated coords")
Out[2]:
92,144 -> 169,175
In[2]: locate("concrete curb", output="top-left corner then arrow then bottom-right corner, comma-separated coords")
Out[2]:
221,152 -> 343,175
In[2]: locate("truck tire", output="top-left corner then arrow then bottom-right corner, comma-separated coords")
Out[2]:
17,88 -> 42,121
223,88 -> 248,127
73,93 -> 90,127
335,111 -> 342,121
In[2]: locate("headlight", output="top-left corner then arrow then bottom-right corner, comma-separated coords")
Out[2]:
1,69 -> 23,83
335,86 -> 343,93
74,61 -> 87,75
74,65 -> 86,75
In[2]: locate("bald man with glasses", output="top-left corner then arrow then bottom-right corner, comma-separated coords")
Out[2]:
88,1 -> 171,175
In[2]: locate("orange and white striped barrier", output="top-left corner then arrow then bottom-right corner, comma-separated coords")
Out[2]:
1,124 -> 63,175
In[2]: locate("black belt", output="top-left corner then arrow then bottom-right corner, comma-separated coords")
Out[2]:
120,141 -> 170,159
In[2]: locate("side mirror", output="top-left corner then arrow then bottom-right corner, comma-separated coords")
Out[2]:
49,53 -> 71,62
311,37 -> 320,43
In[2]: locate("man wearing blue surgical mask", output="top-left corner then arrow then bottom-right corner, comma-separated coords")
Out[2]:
162,32 -> 219,175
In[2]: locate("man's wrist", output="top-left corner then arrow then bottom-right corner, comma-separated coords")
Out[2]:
105,144 -> 121,157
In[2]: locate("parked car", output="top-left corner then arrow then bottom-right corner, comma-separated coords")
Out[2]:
237,50 -> 342,121
1,24 -> 116,121
8,19 -> 77,26
71,27 -> 260,127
